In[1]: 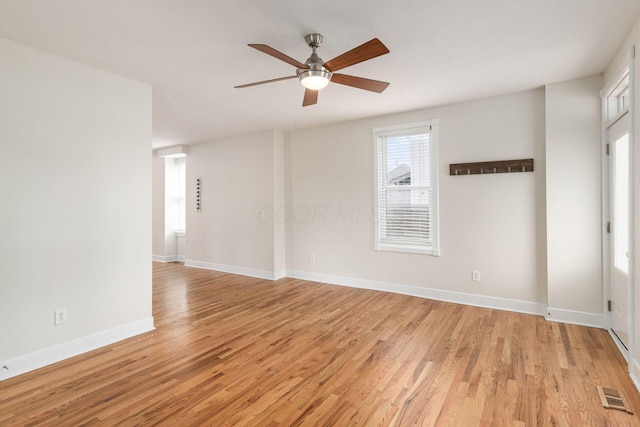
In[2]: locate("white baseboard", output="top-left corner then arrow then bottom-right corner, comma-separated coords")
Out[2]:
153,254 -> 185,263
286,270 -> 546,317
274,269 -> 287,280
152,254 -> 178,262
608,329 -> 629,361
545,307 -> 604,328
632,358 -> 640,394
0,317 -> 154,381
185,259 -> 277,280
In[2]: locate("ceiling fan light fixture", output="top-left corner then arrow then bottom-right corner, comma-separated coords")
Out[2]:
298,69 -> 332,90
236,34 -> 390,106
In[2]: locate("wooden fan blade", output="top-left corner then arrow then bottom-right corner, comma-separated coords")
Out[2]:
324,38 -> 389,72
303,89 -> 318,106
331,73 -> 390,93
234,75 -> 297,89
248,44 -> 309,69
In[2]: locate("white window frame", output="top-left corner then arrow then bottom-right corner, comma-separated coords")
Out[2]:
176,157 -> 186,233
373,119 -> 440,256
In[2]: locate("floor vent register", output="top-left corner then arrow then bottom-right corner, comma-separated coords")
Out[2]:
597,386 -> 634,414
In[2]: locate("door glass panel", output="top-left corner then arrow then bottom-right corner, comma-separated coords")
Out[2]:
614,133 -> 629,273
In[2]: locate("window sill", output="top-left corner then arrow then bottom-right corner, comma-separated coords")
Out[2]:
375,242 -> 440,256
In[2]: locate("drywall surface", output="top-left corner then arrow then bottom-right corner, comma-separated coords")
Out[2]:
185,130 -> 279,276
273,130 -> 286,278
287,89 -> 546,304
545,76 -> 603,317
0,37 -> 152,362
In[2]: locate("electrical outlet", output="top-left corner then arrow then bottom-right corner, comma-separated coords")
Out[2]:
472,270 -> 481,282
54,308 -> 67,325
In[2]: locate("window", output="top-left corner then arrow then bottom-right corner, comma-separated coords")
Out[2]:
605,68 -> 630,124
373,120 -> 439,255
176,157 -> 186,232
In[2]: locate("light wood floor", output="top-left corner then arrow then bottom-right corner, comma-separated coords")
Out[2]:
1,262 -> 639,426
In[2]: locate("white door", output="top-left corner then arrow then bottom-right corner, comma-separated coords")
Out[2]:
609,113 -> 630,349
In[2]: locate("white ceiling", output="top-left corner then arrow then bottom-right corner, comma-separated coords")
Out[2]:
1,0 -> 639,149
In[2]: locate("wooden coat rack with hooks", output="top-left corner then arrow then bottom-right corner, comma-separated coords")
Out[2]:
449,159 -> 534,176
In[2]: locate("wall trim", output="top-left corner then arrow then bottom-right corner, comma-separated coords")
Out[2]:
0,317 -> 154,381
286,269 -> 546,317
185,259 -> 276,280
545,307 -> 604,328
631,358 -> 640,394
608,329 -> 629,362
152,254 -> 178,263
274,270 -> 287,280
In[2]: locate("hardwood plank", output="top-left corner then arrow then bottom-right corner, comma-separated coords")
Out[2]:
0,262 -> 639,426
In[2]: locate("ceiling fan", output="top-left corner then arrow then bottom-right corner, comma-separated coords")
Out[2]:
234,33 -> 390,107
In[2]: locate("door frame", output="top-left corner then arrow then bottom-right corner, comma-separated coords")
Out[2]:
608,112 -> 631,350
602,46 -> 636,365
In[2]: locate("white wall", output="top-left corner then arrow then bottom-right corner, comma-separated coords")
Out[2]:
544,76 -> 603,325
605,15 -> 640,391
184,130 -> 285,279
286,89 -> 547,310
0,37 -> 153,374
273,130 -> 286,279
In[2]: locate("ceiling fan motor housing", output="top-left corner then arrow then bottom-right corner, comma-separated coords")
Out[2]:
297,33 -> 332,87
